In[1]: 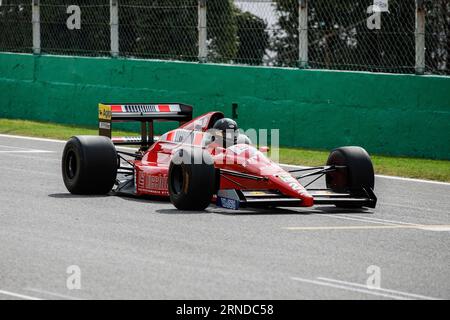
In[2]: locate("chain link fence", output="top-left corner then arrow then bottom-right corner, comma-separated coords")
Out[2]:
0,0 -> 32,53
425,0 -> 450,75
233,0 -> 276,65
119,0 -> 198,61
0,0 -> 448,75
307,0 -> 416,73
40,0 -> 110,56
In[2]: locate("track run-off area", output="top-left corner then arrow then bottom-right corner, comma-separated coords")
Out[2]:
0,134 -> 448,300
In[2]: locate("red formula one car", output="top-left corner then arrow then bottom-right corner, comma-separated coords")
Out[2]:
61,103 -> 377,211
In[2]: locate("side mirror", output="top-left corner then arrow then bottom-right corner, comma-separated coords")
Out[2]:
203,134 -> 215,146
259,146 -> 270,153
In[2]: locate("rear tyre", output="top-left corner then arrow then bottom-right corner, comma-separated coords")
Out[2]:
325,146 -> 374,208
168,148 -> 216,210
62,136 -> 118,194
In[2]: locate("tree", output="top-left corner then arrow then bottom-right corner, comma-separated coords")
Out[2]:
272,0 -> 449,74
121,0 -> 269,65
205,0 -> 238,63
424,0 -> 450,75
120,0 -> 198,60
0,0 -> 32,53
234,9 -> 269,65
0,0 -> 271,66
271,0 -> 298,67
121,0 -> 239,62
38,0 -> 110,55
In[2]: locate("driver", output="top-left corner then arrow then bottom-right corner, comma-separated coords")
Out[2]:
210,118 -> 251,148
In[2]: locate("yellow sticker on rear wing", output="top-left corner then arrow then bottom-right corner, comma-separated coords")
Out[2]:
99,103 -> 112,121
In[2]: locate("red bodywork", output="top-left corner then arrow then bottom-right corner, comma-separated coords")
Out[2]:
131,111 -> 314,207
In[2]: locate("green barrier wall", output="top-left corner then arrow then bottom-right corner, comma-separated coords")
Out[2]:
0,52 -> 449,159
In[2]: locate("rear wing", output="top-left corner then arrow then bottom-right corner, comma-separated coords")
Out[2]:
98,103 -> 193,147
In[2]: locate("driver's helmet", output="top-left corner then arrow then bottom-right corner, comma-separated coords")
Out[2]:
212,118 -> 239,147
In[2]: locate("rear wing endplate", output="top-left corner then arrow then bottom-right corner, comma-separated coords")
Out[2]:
98,103 -> 193,147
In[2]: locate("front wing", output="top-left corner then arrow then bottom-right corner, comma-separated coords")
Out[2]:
216,188 -> 377,210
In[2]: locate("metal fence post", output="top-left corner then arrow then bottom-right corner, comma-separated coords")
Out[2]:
415,0 -> 425,75
32,0 -> 41,54
198,0 -> 207,63
110,0 -> 119,57
298,0 -> 308,68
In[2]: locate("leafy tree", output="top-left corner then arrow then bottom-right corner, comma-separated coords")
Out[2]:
206,0 -> 238,62
0,0 -> 270,65
120,0 -> 198,60
0,0 -> 32,52
234,9 -> 269,65
424,0 -> 450,75
121,0 -> 239,62
272,0 -> 415,71
272,0 -> 448,74
39,0 -> 110,55
271,0 -> 298,68
121,0 -> 269,64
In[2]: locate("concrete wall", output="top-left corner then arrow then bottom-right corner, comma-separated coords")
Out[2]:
0,52 -> 449,159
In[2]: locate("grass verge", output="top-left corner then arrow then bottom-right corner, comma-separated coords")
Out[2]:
1,118 -> 449,182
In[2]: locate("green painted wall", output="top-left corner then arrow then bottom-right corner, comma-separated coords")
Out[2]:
0,52 -> 449,159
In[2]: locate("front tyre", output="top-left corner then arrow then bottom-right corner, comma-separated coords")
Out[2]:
62,136 -> 118,195
168,148 -> 216,210
326,146 -> 374,208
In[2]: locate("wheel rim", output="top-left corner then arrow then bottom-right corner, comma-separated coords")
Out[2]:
66,150 -> 77,180
171,165 -> 184,194
326,152 -> 348,192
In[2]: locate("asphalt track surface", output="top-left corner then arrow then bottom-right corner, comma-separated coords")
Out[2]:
0,134 -> 449,300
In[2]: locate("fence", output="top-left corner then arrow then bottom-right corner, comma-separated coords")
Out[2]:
0,0 -> 449,75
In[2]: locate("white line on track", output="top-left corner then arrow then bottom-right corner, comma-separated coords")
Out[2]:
284,224 -> 450,231
0,150 -> 54,153
1,133 -> 449,186
320,214 -> 399,226
0,152 -> 60,162
0,289 -> 43,300
336,214 -> 424,226
379,202 -> 449,214
282,164 -> 450,186
291,277 -> 410,300
0,145 -> 35,149
0,134 -> 65,144
316,277 -> 442,300
25,288 -> 81,300
375,174 -> 450,186
0,165 -> 60,177
291,277 -> 442,300
318,212 -> 449,231
0,144 -> 54,153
